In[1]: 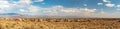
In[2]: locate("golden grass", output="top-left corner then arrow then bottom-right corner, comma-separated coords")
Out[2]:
0,18 -> 120,29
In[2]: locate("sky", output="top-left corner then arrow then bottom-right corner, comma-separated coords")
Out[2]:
0,0 -> 120,18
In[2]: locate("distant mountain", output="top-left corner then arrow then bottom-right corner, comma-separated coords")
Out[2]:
0,13 -> 96,18
0,13 -> 23,16
0,13 -> 86,18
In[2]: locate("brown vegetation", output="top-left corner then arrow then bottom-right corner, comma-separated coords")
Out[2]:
0,18 -> 120,29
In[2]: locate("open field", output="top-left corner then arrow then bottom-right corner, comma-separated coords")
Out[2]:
0,18 -> 120,29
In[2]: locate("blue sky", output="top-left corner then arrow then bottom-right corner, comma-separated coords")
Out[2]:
0,0 -> 120,18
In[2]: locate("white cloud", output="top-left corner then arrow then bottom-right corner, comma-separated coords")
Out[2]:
22,5 -> 120,18
0,1 -> 9,4
61,9 -> 78,13
34,0 -> 44,2
116,5 -> 120,7
0,0 -> 33,13
50,6 -> 96,13
19,9 -> 27,12
105,3 -> 115,7
0,5 -> 10,9
23,5 -> 97,16
103,0 -> 110,2
80,8 -> 96,13
29,5 -> 120,18
18,0 -> 32,5
97,3 -> 103,5
0,1 -> 10,9
116,5 -> 120,11
29,5 -> 40,13
84,4 -> 87,6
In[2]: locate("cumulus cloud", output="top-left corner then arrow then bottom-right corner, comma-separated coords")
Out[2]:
80,8 -> 96,13
83,4 -> 87,6
34,0 -> 44,2
102,0 -> 116,8
105,3 -> 115,7
0,0 -> 41,11
97,3 -> 103,5
38,6 -> 120,18
116,5 -> 120,7
19,9 -> 29,13
103,0 -> 110,3
116,5 -> 120,11
0,1 -> 10,9
48,6 -> 96,14
29,5 -> 41,13
21,5 -> 97,16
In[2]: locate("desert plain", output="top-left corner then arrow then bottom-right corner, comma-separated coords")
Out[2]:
0,18 -> 120,29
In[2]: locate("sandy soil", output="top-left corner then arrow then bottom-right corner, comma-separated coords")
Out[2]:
0,18 -> 120,29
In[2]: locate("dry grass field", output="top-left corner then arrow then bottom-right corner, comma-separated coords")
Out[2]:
0,18 -> 120,29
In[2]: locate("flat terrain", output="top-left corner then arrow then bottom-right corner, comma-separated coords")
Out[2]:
0,18 -> 120,29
